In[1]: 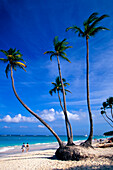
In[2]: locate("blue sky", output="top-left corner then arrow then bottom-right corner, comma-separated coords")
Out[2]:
0,0 -> 113,136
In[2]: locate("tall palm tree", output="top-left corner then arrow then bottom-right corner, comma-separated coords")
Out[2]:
44,36 -> 73,145
66,12 -> 109,146
0,48 -> 63,147
49,76 -> 73,143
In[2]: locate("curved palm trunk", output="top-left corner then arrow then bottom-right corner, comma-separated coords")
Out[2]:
102,115 -> 113,128
58,91 -> 73,144
85,35 -> 93,145
111,105 -> 113,119
10,66 -> 63,147
57,55 -> 73,145
105,112 -> 113,123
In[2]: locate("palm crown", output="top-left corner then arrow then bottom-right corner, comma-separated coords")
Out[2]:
44,36 -> 72,62
66,12 -> 109,38
49,76 -> 71,96
0,48 -> 27,78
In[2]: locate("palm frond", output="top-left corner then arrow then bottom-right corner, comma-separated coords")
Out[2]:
84,12 -> 98,26
89,14 -> 109,31
49,90 -> 53,96
0,58 -> 8,63
66,26 -> 84,37
16,64 -> 27,72
51,82 -> 57,86
101,110 -> 105,115
89,26 -> 109,36
65,89 -> 72,93
12,64 -> 17,71
15,62 -> 27,68
5,64 -> 10,78
63,82 -> 70,86
50,53 -> 56,61
44,51 -> 54,55
62,78 -> 66,82
66,26 -> 74,32
53,36 -> 59,46
13,57 -> 26,63
0,50 -> 8,56
60,55 -> 71,63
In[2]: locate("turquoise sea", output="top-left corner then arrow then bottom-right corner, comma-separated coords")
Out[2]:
0,135 -> 108,148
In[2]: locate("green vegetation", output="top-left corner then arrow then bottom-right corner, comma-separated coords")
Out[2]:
0,48 -> 64,147
66,12 -> 109,146
44,36 -> 73,145
49,76 -> 73,144
101,97 -> 113,128
104,131 -> 113,136
0,12 -> 110,160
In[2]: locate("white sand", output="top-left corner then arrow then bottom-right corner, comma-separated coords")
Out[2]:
0,143 -> 113,170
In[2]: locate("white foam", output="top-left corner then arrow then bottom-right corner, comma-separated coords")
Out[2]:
0,147 -> 14,153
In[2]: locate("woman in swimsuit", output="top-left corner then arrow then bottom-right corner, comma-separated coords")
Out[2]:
26,143 -> 29,152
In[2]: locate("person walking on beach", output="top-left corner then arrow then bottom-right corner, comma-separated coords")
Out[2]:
26,143 -> 29,152
21,143 -> 25,152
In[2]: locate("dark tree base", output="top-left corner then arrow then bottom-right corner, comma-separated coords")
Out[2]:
80,141 -> 94,148
55,145 -> 94,161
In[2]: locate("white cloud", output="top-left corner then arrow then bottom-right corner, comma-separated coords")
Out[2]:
38,125 -> 45,128
0,114 -> 37,123
20,126 -> 28,128
40,108 -> 56,122
3,126 -> 10,129
57,110 -> 80,120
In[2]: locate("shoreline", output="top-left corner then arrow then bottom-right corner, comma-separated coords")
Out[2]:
0,137 -> 110,156
0,142 -> 113,170
0,140 -> 84,157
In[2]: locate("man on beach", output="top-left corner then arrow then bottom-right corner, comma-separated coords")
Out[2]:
21,143 -> 25,152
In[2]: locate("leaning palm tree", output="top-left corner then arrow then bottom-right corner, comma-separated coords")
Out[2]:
101,98 -> 113,128
49,76 -> 73,143
0,48 -> 63,147
66,12 -> 109,146
44,36 -> 73,145
107,97 -> 113,119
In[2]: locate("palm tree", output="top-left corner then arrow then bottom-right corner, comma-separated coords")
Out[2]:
44,36 -> 73,145
66,12 -> 109,146
49,76 -> 73,143
0,48 -> 64,147
101,98 -> 113,128
107,97 -> 113,119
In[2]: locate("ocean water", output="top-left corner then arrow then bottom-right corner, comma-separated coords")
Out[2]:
0,135 -> 107,148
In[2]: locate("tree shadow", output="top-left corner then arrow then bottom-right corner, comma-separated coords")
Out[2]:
55,165 -> 113,170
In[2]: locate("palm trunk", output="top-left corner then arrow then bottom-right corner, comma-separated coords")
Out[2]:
58,91 -> 64,111
111,105 -> 113,119
102,115 -> 113,128
58,91 -> 73,144
86,35 -> 93,145
10,66 -> 63,147
105,112 -> 113,123
57,55 -> 73,145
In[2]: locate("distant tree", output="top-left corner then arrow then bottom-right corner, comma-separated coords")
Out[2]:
66,12 -> 109,146
101,97 -> 113,128
44,36 -> 73,145
49,76 -> 73,142
0,48 -> 63,147
107,97 -> 113,119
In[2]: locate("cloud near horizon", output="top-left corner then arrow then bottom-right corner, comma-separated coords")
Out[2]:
0,108 -> 80,123
0,114 -> 38,123
38,125 -> 45,128
3,126 -> 10,129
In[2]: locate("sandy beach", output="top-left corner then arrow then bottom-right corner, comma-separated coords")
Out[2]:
0,142 -> 113,170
